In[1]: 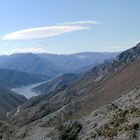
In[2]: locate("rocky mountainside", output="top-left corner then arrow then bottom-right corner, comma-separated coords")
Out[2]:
32,73 -> 79,94
1,44 -> 140,140
78,86 -> 140,140
9,55 -> 140,127
1,81 -> 139,140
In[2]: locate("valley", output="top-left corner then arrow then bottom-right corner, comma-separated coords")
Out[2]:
0,25 -> 140,140
11,81 -> 47,98
0,43 -> 139,140
11,74 -> 63,98
1,1 -> 140,139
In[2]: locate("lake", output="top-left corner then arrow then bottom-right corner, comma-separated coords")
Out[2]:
12,81 -> 47,99
11,74 -> 62,99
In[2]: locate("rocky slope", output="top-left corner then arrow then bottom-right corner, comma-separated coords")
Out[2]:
58,84 -> 140,140
32,73 -> 79,94
2,73 -> 140,140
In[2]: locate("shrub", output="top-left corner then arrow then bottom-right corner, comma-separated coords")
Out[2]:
58,120 -> 82,140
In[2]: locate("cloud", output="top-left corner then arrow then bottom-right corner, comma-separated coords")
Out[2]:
10,47 -> 47,54
2,20 -> 99,40
58,20 -> 101,26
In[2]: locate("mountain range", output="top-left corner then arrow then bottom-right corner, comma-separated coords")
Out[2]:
0,43 -> 137,140
0,51 -> 117,120
0,45 -> 139,140
39,52 -> 118,72
0,69 -> 48,88
0,52 -> 118,78
0,53 -> 62,78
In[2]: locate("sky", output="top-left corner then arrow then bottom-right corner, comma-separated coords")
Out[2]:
0,0 -> 140,54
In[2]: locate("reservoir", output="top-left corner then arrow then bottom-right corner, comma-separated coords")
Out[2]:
12,81 -> 46,99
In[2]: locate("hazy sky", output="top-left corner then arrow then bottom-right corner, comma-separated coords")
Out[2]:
0,0 -> 140,54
